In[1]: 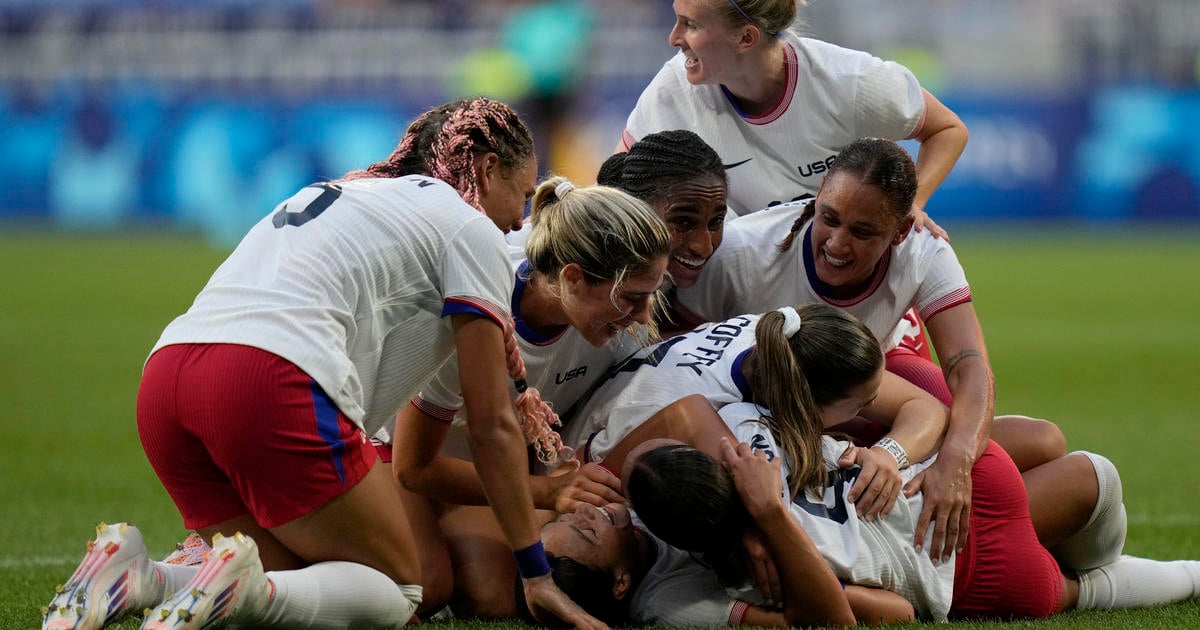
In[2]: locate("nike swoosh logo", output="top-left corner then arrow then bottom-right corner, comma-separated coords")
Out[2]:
723,158 -> 753,170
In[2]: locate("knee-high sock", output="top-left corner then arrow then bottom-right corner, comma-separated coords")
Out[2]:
1054,451 -> 1127,570
258,561 -> 422,629
1077,556 -> 1200,609
151,561 -> 199,600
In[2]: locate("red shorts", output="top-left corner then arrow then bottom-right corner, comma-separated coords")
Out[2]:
137,343 -> 376,529
885,310 -> 953,406
885,349 -> 952,407
950,441 -> 1063,619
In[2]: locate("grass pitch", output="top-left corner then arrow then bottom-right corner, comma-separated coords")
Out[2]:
1,225 -> 1198,629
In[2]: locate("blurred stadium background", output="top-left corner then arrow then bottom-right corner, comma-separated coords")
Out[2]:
1,0 -> 1199,244
2,2 -> 1199,627
2,2 -> 1200,624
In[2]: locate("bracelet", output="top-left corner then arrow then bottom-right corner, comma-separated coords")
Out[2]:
873,437 -> 910,469
513,540 -> 552,579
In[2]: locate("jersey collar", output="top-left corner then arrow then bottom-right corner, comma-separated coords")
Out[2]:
512,260 -> 568,346
719,40 -> 798,126
801,222 -> 891,306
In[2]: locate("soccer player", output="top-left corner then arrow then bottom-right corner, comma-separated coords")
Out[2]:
384,176 -> 671,618
674,137 -> 1072,560
561,304 -> 948,523
541,306 -> 1200,625
43,98 -> 606,630
598,130 -> 728,292
620,0 -> 966,223
620,0 -> 971,527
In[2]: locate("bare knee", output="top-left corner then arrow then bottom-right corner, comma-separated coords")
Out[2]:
992,414 -> 1067,471
452,570 -> 518,620
198,516 -> 306,572
271,463 -> 423,585
400,491 -> 454,618
440,506 -> 518,620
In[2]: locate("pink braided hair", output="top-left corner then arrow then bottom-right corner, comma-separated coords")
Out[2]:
504,320 -> 575,466
338,98 -> 530,214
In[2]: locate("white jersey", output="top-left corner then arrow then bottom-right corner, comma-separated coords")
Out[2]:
561,315 -> 761,461
623,32 -> 925,215
152,176 -> 513,436
628,402 -> 954,625
630,517 -> 765,627
719,402 -> 955,621
407,257 -> 643,460
675,202 -> 970,351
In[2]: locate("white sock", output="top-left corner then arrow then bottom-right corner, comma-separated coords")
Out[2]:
1076,556 -> 1200,609
258,561 -> 422,629
150,561 -> 200,600
1054,451 -> 1127,570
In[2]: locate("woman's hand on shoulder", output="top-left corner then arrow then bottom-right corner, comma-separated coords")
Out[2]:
840,444 -> 902,521
910,202 -> 949,241
719,438 -> 786,521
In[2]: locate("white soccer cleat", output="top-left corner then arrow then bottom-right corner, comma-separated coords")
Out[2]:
140,532 -> 270,630
42,522 -> 160,630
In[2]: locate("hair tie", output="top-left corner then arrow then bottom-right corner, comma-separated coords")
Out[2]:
778,306 -> 802,337
554,180 -> 575,199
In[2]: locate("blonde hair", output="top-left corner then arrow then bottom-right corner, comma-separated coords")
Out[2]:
525,176 -> 671,326
513,177 -> 672,464
715,0 -> 804,36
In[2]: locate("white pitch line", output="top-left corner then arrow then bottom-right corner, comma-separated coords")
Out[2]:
1127,514 -> 1200,527
0,555 -> 80,570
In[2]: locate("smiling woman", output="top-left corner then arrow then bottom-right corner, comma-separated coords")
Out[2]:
41,97 -> 621,630
598,129 -> 728,291
387,177 -> 673,618
674,138 -> 1077,564
535,502 -> 647,626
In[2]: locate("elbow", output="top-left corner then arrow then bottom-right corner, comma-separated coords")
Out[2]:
392,460 -> 423,494
465,410 -> 523,451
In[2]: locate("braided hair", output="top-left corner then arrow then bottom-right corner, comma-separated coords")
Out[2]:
339,97 -> 533,211
597,129 -> 726,207
778,137 -> 917,253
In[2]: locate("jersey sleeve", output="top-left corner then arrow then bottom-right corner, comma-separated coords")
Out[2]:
854,57 -> 926,140
911,236 -> 971,321
441,216 -> 514,328
412,353 -> 464,422
634,561 -> 743,627
623,55 -> 688,149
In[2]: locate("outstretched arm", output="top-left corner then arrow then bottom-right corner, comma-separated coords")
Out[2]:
392,404 -> 620,511
904,302 -> 992,562
844,372 -> 948,521
602,393 -> 737,478
453,313 -> 607,630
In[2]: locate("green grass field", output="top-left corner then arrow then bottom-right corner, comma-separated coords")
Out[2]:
2,226 -> 1198,629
